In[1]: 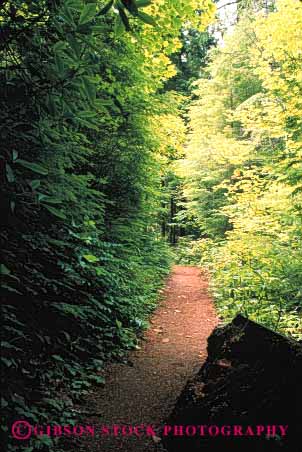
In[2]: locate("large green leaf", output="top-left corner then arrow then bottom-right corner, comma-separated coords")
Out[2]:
67,36 -> 82,58
0,264 -> 11,275
43,204 -> 67,220
137,10 -> 156,26
77,117 -> 99,130
16,159 -> 48,175
42,196 -> 62,205
136,0 -> 152,7
117,6 -> 131,31
114,15 -> 125,37
61,5 -> 75,26
30,180 -> 41,190
99,0 -> 114,15
53,41 -> 67,53
82,76 -> 96,102
83,254 -> 99,263
5,163 -> 15,183
78,3 -> 97,25
121,0 -> 138,16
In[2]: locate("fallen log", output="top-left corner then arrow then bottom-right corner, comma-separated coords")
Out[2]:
162,314 -> 302,452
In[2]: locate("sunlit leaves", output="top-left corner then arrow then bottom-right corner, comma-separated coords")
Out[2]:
178,0 -> 302,340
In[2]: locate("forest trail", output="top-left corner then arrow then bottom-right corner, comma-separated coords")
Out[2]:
79,266 -> 218,452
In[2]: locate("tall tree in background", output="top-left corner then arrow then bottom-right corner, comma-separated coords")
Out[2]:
160,24 -> 216,244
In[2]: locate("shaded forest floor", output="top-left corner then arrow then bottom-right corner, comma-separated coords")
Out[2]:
76,266 -> 218,452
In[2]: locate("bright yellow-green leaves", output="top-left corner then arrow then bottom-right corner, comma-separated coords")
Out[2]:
178,0 -> 302,339
127,0 -> 216,88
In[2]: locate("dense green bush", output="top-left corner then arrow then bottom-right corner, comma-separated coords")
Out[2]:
0,1 -> 191,451
1,0 -> 216,449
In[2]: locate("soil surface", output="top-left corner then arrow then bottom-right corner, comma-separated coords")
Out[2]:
77,265 -> 218,452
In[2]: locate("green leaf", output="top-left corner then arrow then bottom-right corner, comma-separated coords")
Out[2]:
95,267 -> 107,276
43,204 -> 67,220
83,254 -> 99,263
136,0 -> 152,7
67,36 -> 82,58
78,110 -> 98,119
1,341 -> 16,349
1,398 -> 8,409
10,200 -> 15,213
53,18 -> 64,34
46,94 -> 57,116
53,41 -> 67,53
114,15 -> 126,36
55,54 -> 65,75
82,76 -> 96,102
1,284 -> 22,295
88,375 -> 105,384
30,179 -> 41,190
0,264 -> 11,275
99,0 -> 114,15
37,193 -> 47,202
77,117 -> 99,131
137,10 -> 156,25
52,354 -> 64,362
12,150 -> 18,161
121,0 -> 138,16
61,5 -> 75,26
37,435 -> 53,446
5,163 -> 15,183
118,6 -> 131,30
78,3 -> 97,25
16,159 -> 48,175
42,196 -> 62,205
65,0 -> 83,10
1,357 -> 12,367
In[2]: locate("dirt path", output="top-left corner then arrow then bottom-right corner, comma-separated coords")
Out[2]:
79,265 -> 218,452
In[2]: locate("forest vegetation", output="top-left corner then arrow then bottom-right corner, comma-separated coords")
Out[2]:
177,0 -> 302,340
1,0 -> 302,451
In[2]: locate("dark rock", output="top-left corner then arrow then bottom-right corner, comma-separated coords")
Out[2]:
162,315 -> 302,452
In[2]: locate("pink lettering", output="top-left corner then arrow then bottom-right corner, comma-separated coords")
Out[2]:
113,425 -> 120,436
85,425 -> 95,436
146,425 -> 156,436
279,425 -> 288,436
245,426 -> 255,436
133,425 -> 143,437
198,425 -> 207,436
173,425 -> 184,436
267,425 -> 277,437
163,425 -> 172,436
53,425 -> 62,436
221,425 -> 231,436
185,425 -> 196,436
63,425 -> 72,435
73,425 -> 84,436
100,425 -> 110,435
208,425 -> 219,436
233,425 -> 243,436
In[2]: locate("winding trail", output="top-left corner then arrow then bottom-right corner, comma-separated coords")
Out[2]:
79,265 -> 218,452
